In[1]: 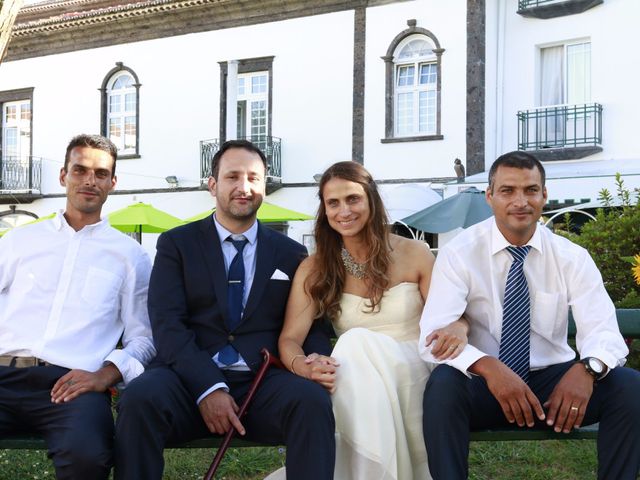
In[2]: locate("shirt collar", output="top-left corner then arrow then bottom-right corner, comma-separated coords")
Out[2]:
213,214 -> 258,246
53,210 -> 109,233
489,217 -> 543,256
52,210 -> 66,230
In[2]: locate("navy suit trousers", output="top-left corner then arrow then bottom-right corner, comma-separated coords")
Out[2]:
0,365 -> 113,480
114,366 -> 335,480
423,362 -> 640,480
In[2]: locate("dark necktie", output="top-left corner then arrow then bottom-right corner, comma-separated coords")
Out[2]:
218,237 -> 248,366
499,245 -> 532,383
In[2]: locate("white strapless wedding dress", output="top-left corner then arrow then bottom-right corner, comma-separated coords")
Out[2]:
265,283 -> 433,480
331,282 -> 433,480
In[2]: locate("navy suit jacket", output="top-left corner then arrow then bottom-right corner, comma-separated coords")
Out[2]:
148,217 -> 330,400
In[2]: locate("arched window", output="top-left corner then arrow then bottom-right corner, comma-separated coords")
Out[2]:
394,36 -> 437,136
100,63 -> 140,157
382,21 -> 444,143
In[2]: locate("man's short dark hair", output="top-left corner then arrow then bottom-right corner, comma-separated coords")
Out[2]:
64,134 -> 118,177
211,139 -> 268,180
488,151 -> 546,191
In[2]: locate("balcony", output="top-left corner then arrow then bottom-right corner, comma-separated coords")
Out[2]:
517,0 -> 603,19
0,156 -> 43,204
517,103 -> 603,161
200,136 -> 282,194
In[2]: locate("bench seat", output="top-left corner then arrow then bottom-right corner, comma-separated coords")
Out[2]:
1,309 -> 637,451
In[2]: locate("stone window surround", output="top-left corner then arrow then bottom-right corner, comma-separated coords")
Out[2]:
218,56 -> 274,143
99,62 -> 141,159
0,87 -> 34,161
381,19 -> 445,144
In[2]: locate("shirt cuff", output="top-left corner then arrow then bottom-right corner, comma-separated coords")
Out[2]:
196,383 -> 229,405
105,350 -> 144,386
420,343 -> 487,378
447,348 -> 487,377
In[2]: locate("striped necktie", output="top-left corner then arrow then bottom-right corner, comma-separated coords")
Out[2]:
218,236 -> 248,366
499,245 -> 532,383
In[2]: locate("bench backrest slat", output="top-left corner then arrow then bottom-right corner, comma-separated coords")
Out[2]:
568,309 -> 640,338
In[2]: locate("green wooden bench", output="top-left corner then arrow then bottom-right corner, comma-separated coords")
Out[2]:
1,309 -> 638,450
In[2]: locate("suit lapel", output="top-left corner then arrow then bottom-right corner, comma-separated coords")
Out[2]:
197,217 -> 230,322
242,223 -> 275,321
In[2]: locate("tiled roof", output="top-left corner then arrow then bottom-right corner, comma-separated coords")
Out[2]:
14,0 -> 223,35
6,0 -> 364,61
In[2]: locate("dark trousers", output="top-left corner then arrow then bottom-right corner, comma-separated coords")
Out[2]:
0,365 -> 114,480
114,366 -> 335,480
423,362 -> 640,480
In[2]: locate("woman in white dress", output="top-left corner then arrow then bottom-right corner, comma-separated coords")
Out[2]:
277,161 -> 469,480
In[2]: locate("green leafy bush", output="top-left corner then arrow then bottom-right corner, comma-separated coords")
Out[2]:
559,174 -> 640,307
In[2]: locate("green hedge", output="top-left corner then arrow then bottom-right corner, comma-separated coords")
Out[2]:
559,174 -> 640,308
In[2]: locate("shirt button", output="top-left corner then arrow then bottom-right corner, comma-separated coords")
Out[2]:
228,335 -> 235,342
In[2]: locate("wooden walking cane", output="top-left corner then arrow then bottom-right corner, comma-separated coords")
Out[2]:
204,348 -> 284,480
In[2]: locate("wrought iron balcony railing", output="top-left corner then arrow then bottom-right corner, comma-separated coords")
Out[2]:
0,156 -> 42,193
518,0 -> 604,19
200,136 -> 282,185
519,0 -> 564,8
517,103 -> 602,151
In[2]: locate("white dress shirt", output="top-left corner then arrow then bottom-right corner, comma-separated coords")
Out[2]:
419,217 -> 628,377
196,215 -> 258,404
0,211 -> 155,385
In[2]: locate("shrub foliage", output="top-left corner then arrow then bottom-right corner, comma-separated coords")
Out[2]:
560,174 -> 640,307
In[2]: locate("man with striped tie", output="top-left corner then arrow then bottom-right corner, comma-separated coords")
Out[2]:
418,151 -> 640,480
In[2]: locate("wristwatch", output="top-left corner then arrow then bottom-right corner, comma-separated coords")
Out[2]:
580,357 -> 607,381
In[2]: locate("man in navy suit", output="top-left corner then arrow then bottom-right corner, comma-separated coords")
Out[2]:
114,140 -> 335,480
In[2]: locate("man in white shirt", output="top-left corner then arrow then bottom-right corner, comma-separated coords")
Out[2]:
0,134 -> 154,480
419,151 -> 640,480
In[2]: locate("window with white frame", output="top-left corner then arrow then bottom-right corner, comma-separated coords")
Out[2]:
394,35 -> 438,137
218,57 -> 274,157
100,64 -> 140,157
0,88 -> 34,191
1,99 -> 31,163
382,23 -> 444,142
538,40 -> 591,146
236,71 -> 269,140
106,71 -> 137,154
540,40 -> 591,107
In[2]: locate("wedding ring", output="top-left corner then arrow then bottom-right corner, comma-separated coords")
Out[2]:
66,380 -> 75,386
570,406 -> 579,412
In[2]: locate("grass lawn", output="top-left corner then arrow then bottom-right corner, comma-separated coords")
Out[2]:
0,440 -> 602,479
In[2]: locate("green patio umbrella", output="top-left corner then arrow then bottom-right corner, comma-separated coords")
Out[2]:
401,187 -> 493,233
185,202 -> 313,223
26,212 -> 57,224
108,202 -> 184,242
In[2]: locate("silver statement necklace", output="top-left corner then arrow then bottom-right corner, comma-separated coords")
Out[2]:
341,246 -> 367,280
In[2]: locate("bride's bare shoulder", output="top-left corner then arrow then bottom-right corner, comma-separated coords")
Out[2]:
390,234 -> 433,260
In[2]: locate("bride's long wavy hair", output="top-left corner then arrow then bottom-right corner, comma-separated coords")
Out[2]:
306,161 -> 391,321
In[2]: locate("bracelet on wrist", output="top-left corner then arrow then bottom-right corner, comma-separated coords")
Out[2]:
290,354 -> 306,376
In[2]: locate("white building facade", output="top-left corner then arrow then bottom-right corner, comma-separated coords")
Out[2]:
0,0 -> 638,251
477,0 -> 640,207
